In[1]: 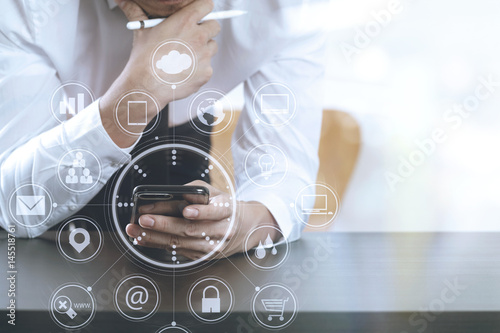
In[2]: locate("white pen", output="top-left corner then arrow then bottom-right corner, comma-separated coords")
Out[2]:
126,10 -> 247,30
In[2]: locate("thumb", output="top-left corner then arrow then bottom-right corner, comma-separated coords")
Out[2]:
115,0 -> 148,21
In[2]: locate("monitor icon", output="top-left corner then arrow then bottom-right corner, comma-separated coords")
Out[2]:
301,194 -> 327,215
260,94 -> 290,114
127,101 -> 148,125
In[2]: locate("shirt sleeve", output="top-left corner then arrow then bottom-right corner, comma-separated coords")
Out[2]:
232,25 -> 327,243
0,6 -> 133,238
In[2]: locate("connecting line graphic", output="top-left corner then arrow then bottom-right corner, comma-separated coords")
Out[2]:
89,249 -> 130,290
171,86 -> 175,145
221,252 -> 258,289
59,204 -> 112,207
172,266 -> 176,323
220,122 -> 257,158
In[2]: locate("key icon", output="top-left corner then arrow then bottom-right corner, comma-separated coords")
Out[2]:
54,296 -> 78,319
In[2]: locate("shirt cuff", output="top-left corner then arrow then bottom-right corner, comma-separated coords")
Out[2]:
61,99 -> 132,172
236,183 -> 303,244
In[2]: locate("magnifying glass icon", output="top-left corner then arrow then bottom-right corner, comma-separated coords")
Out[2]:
54,295 -> 78,319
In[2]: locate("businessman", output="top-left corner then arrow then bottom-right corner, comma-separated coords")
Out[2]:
0,0 -> 326,261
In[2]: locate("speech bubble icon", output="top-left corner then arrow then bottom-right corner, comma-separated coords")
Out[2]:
69,228 -> 91,253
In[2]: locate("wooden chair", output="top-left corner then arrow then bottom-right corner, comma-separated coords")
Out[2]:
210,110 -> 361,232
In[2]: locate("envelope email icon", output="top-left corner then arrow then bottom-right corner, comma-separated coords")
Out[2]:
16,195 -> 46,216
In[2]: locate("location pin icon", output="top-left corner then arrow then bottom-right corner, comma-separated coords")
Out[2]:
69,228 -> 91,253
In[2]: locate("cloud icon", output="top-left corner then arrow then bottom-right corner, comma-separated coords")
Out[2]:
156,50 -> 192,75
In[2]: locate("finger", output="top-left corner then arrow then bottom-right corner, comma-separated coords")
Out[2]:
126,224 -> 230,259
183,193 -> 209,205
139,214 -> 195,237
139,200 -> 186,215
117,0 -> 148,22
172,0 -> 214,24
133,228 -> 214,253
184,201 -> 231,221
207,39 -> 218,57
199,20 -> 221,40
139,214 -> 231,239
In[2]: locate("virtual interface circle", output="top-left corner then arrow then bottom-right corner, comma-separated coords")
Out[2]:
57,149 -> 102,193
244,144 -> 288,188
151,41 -> 196,86
244,225 -> 289,270
49,283 -> 96,330
294,183 -> 340,228
252,82 -> 297,127
50,82 -> 95,124
188,276 -> 234,323
114,91 -> 161,136
56,217 -> 104,263
110,142 -> 236,271
8,184 -> 54,228
114,274 -> 161,321
188,90 -> 234,136
252,284 -> 298,330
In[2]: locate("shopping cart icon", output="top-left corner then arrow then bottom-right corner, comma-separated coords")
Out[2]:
261,297 -> 289,321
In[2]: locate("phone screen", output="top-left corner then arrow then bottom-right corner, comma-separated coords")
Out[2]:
131,185 -> 209,224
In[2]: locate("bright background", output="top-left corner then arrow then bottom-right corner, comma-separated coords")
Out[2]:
228,0 -> 500,232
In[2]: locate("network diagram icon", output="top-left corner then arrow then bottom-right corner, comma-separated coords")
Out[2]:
57,149 -> 101,193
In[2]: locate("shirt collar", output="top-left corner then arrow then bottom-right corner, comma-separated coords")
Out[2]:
107,0 -> 118,10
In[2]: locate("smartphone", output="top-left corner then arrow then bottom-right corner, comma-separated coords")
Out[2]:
131,185 -> 210,226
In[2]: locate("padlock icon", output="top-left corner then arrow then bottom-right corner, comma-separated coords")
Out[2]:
201,286 -> 221,313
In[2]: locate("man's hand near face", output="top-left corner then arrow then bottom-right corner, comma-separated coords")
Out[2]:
126,180 -> 282,260
100,0 -> 220,148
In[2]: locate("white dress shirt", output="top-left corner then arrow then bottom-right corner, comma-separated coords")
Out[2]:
0,0 -> 327,240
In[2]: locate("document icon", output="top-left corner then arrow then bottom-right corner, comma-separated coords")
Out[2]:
127,101 -> 148,125
16,195 -> 46,216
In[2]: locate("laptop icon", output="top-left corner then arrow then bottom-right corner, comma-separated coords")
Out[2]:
301,194 -> 327,215
260,94 -> 290,114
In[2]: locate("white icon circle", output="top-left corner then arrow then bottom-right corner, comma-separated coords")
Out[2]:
8,184 -> 53,228
114,275 -> 160,321
188,90 -> 234,135
50,82 -> 95,124
57,149 -> 102,193
252,284 -> 298,330
56,217 -> 104,263
252,82 -> 297,127
294,183 -> 340,228
188,277 -> 234,323
49,283 -> 96,330
244,144 -> 288,187
114,91 -> 161,136
152,41 -> 196,85
244,225 -> 289,270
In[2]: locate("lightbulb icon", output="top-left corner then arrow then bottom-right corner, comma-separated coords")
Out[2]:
258,154 -> 275,180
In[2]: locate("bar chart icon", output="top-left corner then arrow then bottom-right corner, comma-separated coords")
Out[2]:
59,93 -> 85,115
50,82 -> 94,124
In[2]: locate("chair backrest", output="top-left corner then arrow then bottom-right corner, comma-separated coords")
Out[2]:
210,110 -> 361,231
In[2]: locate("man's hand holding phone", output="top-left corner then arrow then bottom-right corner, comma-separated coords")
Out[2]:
125,180 -> 281,261
126,181 -> 232,260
